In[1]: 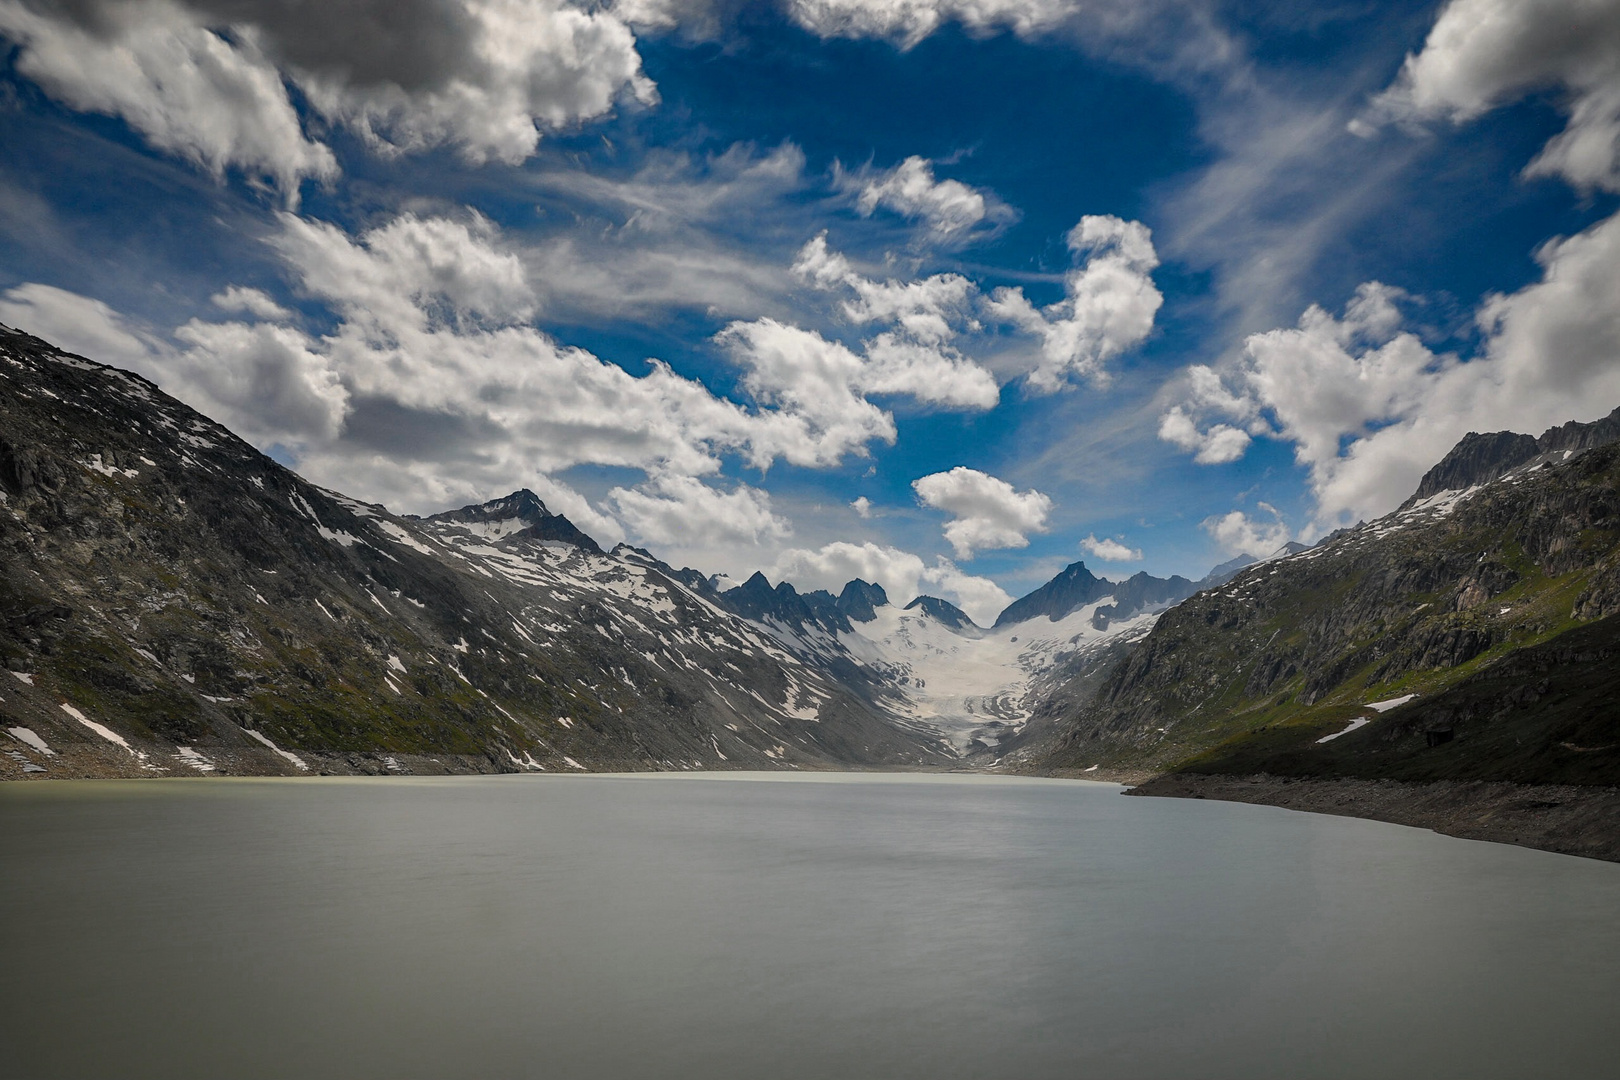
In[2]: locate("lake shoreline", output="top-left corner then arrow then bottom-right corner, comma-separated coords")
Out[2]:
10,741 -> 1620,864
1127,771 -> 1620,863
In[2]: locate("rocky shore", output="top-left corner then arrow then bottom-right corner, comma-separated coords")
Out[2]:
1129,772 -> 1620,863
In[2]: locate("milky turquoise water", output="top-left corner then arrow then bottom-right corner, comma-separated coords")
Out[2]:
2,773 -> 1617,1079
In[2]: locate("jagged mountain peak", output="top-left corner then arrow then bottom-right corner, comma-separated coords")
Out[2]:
424,488 -> 601,553
993,560 -> 1109,628
428,488 -> 550,524
1404,404 -> 1620,507
903,595 -> 977,631
837,579 -> 890,622
1201,553 -> 1258,587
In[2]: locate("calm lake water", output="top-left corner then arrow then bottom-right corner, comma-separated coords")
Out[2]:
2,773 -> 1617,1079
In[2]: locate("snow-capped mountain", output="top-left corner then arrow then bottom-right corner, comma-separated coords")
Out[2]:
0,319 -> 1273,779
712,559 -> 1231,757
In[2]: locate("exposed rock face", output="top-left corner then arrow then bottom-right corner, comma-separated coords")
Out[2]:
836,579 -> 889,622
0,325 -> 946,779
1404,406 -> 1620,506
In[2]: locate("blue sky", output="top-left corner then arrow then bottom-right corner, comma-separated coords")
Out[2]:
2,0 -> 1618,622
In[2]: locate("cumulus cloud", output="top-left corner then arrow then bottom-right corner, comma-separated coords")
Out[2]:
609,474 -> 790,549
841,155 -> 1016,242
3,209 -> 994,528
0,0 -> 337,198
713,319 -> 898,466
851,495 -> 873,518
985,215 -> 1162,392
0,282 -> 167,372
798,225 -> 1145,408
210,286 -> 292,321
1161,209 -> 1620,528
1080,534 -> 1142,562
911,466 -> 1052,559
1361,0 -> 1620,192
771,540 -> 1012,625
1203,503 -> 1291,558
0,0 -> 655,196
788,0 -> 1080,49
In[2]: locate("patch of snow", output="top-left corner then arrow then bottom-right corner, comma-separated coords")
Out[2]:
241,727 -> 309,770
563,756 -> 586,770
10,671 -> 34,685
61,703 -> 134,752
1366,694 -> 1417,712
7,726 -> 55,756
387,654 -> 407,673
176,746 -> 216,772
374,518 -> 438,555
1317,717 -> 1373,743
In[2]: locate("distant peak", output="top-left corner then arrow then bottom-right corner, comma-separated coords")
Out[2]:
429,488 -> 549,524
904,595 -> 977,631
426,488 -> 600,553
837,578 -> 889,622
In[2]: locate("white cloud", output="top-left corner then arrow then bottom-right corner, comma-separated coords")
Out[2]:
859,333 -> 1001,410
609,474 -> 790,548
0,283 -> 166,372
210,286 -> 291,321
851,496 -> 873,518
911,466 -> 1052,559
770,540 -> 1012,625
1363,0 -> 1620,192
793,233 -> 976,344
984,215 -> 1162,392
170,318 -> 349,443
1162,209 -> 1620,528
798,224 -> 1186,408
1158,407 -> 1251,464
271,211 -> 536,331
1080,534 -> 1142,562
713,319 -> 897,467
0,0 -> 656,196
843,155 -> 1015,241
788,0 -> 1080,50
2,210 -> 985,526
1203,504 -> 1290,558
0,0 -> 336,199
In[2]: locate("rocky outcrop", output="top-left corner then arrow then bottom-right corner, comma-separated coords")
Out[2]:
1404,406 -> 1620,506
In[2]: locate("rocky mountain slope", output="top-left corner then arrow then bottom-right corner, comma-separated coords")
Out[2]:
0,324 -> 950,779
1037,411 -> 1620,803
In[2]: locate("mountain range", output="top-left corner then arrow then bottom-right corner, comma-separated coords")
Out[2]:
3,321 -> 1617,857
